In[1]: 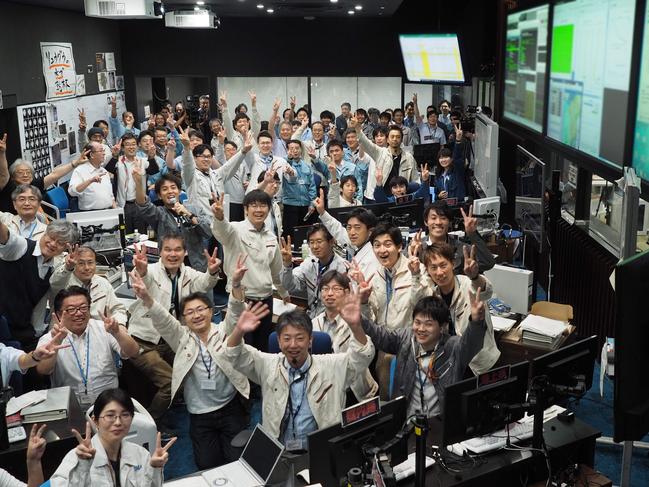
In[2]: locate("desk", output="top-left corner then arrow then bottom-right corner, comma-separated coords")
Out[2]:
1,392 -> 85,480
399,416 -> 600,487
496,324 -> 577,365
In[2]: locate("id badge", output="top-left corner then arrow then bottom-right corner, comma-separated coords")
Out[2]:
200,379 -> 217,390
424,135 -> 433,141
298,179 -> 305,185
76,391 -> 94,406
286,438 -> 304,451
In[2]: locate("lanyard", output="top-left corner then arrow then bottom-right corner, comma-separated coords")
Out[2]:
121,158 -> 131,192
384,270 -> 393,323
22,221 -> 37,239
197,340 -> 213,379
416,349 -> 437,415
199,170 -> 216,195
286,360 -> 310,439
69,332 -> 90,394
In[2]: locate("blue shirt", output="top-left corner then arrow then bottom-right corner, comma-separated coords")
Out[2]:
281,358 -> 317,449
282,159 -> 317,207
109,115 -> 140,145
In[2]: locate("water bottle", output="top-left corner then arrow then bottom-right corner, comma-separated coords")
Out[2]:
301,240 -> 309,260
133,229 -> 140,244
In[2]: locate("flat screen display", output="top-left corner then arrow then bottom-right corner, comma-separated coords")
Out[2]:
546,0 -> 636,167
503,4 -> 549,132
399,34 -> 465,83
632,1 -> 649,182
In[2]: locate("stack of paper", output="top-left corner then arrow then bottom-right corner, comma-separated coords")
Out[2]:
490,315 -> 517,332
22,386 -> 71,424
6,390 -> 47,416
519,314 -> 567,347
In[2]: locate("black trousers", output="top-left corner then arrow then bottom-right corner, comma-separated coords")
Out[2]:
189,396 -> 248,470
124,201 -> 148,234
281,204 -> 317,238
244,295 -> 274,352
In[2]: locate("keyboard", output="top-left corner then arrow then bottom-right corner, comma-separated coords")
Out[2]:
450,405 -> 566,455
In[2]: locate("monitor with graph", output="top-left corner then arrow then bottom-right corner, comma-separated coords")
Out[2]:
398,33 -> 466,83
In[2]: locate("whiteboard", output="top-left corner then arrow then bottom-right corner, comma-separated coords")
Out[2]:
217,77 -> 308,122
358,77 -> 402,111
403,83 -> 433,115
310,77 -> 358,119
17,91 -> 126,183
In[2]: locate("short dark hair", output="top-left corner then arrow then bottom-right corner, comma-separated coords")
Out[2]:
188,129 -> 204,141
232,112 -> 250,129
276,309 -> 312,337
439,99 -> 451,109
296,107 -> 310,118
369,222 -> 403,247
319,270 -> 350,290
420,242 -> 455,267
388,176 -> 408,189
257,170 -> 280,183
387,125 -> 403,138
287,139 -> 302,149
341,102 -> 351,110
243,189 -> 272,208
93,120 -> 109,128
405,102 -> 414,110
372,127 -> 388,138
54,286 -> 90,314
76,245 -> 97,258
282,108 -> 295,119
306,223 -> 333,241
426,109 -> 438,118
326,140 -> 343,153
320,110 -> 335,121
155,173 -> 182,195
179,292 -> 212,315
154,126 -> 168,135
347,208 -> 377,229
423,201 -> 453,222
450,110 -> 462,119
343,127 -> 358,139
192,144 -> 214,157
160,232 -> 186,250
121,133 -> 137,144
234,102 -> 248,114
93,388 -> 135,419
137,130 -> 154,143
340,175 -> 358,188
393,108 -> 404,116
355,108 -> 368,119
257,130 -> 273,142
412,296 -> 451,326
379,111 -> 392,121
224,140 -> 238,151
291,120 -> 302,128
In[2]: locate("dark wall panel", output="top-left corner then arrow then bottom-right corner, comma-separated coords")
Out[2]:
0,1 -> 123,106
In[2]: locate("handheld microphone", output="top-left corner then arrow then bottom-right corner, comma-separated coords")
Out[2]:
168,197 -> 191,226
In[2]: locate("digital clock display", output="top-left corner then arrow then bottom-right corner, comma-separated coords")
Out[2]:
341,396 -> 381,428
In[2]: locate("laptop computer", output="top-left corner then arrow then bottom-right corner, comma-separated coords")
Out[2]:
201,424 -> 285,487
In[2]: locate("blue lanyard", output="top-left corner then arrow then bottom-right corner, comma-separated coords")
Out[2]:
68,332 -> 90,394
197,340 -> 213,379
22,221 -> 37,239
287,361 -> 310,439
385,271 -> 393,323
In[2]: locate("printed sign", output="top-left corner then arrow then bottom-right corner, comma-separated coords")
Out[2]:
41,42 -> 76,101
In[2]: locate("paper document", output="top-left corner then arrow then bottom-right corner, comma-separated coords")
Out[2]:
6,390 -> 47,416
273,298 -> 297,315
491,315 -> 517,332
519,314 -> 567,337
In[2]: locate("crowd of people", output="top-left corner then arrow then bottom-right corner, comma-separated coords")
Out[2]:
0,91 -> 499,486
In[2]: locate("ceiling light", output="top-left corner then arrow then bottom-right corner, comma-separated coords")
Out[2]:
257,3 -> 264,8
267,8 -> 274,13
196,1 -> 204,5
347,10 -> 354,14
330,0 -> 338,3
355,5 -> 362,10
194,6 -> 200,10
380,5 -> 385,9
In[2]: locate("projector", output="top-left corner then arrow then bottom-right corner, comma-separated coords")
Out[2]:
84,0 -> 163,19
165,9 -> 221,29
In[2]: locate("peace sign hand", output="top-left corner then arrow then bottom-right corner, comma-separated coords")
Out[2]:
32,334 -> 69,361
469,286 -> 485,322
72,421 -> 96,460
150,432 -> 177,468
407,230 -> 423,275
248,90 -> 257,106
231,254 -> 249,285
454,123 -> 463,142
78,109 -> 87,131
460,205 -> 477,235
65,243 -> 80,271
313,188 -> 325,215
178,126 -> 190,148
219,91 -> 227,108
210,193 -> 226,221
280,236 -> 293,266
111,139 -> 122,158
421,163 -> 430,182
204,248 -> 222,275
463,244 -> 479,280
129,269 -> 153,308
348,114 -> 359,129
26,424 -> 47,462
133,243 -> 149,276
101,311 -> 120,336
327,125 -> 336,140
272,98 -> 281,112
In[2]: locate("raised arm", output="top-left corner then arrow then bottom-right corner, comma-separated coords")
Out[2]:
350,114 -> 381,163
267,98 -> 281,140
0,134 -> 8,190
179,126 -> 195,187
43,153 -> 86,188
412,93 -> 423,125
249,91 -> 261,137
219,91 -> 235,141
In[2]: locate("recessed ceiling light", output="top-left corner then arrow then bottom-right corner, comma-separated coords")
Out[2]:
355,5 -> 362,10
257,3 -> 264,8
347,10 -> 354,14
196,1 -> 204,5
330,0 -> 338,3
267,8 -> 274,13
380,5 -> 385,9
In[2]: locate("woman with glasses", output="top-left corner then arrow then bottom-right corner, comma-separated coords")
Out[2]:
129,254 -> 269,470
51,388 -> 175,486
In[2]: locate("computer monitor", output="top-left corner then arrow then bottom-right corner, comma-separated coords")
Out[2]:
308,396 -> 408,487
66,208 -> 125,251
515,145 -> 546,252
442,362 -> 530,447
398,33 -> 466,84
328,199 -> 425,230
472,114 -> 499,198
413,143 -> 441,168
531,335 -> 598,397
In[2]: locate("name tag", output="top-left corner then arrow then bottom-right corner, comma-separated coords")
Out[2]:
201,379 -> 217,390
76,391 -> 94,406
298,179 -> 305,185
424,135 -> 434,141
286,438 -> 305,451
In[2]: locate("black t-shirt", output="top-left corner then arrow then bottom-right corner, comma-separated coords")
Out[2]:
441,289 -> 456,336
384,153 -> 402,193
0,177 -> 46,214
110,459 -> 121,487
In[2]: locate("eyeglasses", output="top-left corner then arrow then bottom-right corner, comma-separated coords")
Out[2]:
183,305 -> 211,317
99,412 -> 133,423
321,285 -> 346,294
15,196 -> 39,203
62,305 -> 90,315
14,170 -> 32,176
196,154 -> 212,159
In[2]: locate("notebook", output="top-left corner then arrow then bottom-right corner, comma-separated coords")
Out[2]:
21,386 -> 71,423
201,424 -> 285,487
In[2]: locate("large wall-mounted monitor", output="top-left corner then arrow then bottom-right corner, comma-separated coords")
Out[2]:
546,0 -> 636,167
503,4 -> 549,132
632,1 -> 649,183
398,33 -> 466,83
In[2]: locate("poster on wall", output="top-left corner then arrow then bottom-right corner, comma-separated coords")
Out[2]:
96,52 -> 106,72
40,42 -> 77,101
18,104 -> 52,178
105,52 -> 116,71
76,74 -> 86,96
97,71 -> 110,91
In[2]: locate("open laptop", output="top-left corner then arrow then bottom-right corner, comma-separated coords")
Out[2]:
201,424 -> 285,487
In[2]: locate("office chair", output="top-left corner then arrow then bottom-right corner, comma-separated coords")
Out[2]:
268,331 -> 333,355
45,186 -> 70,218
86,398 -> 158,453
